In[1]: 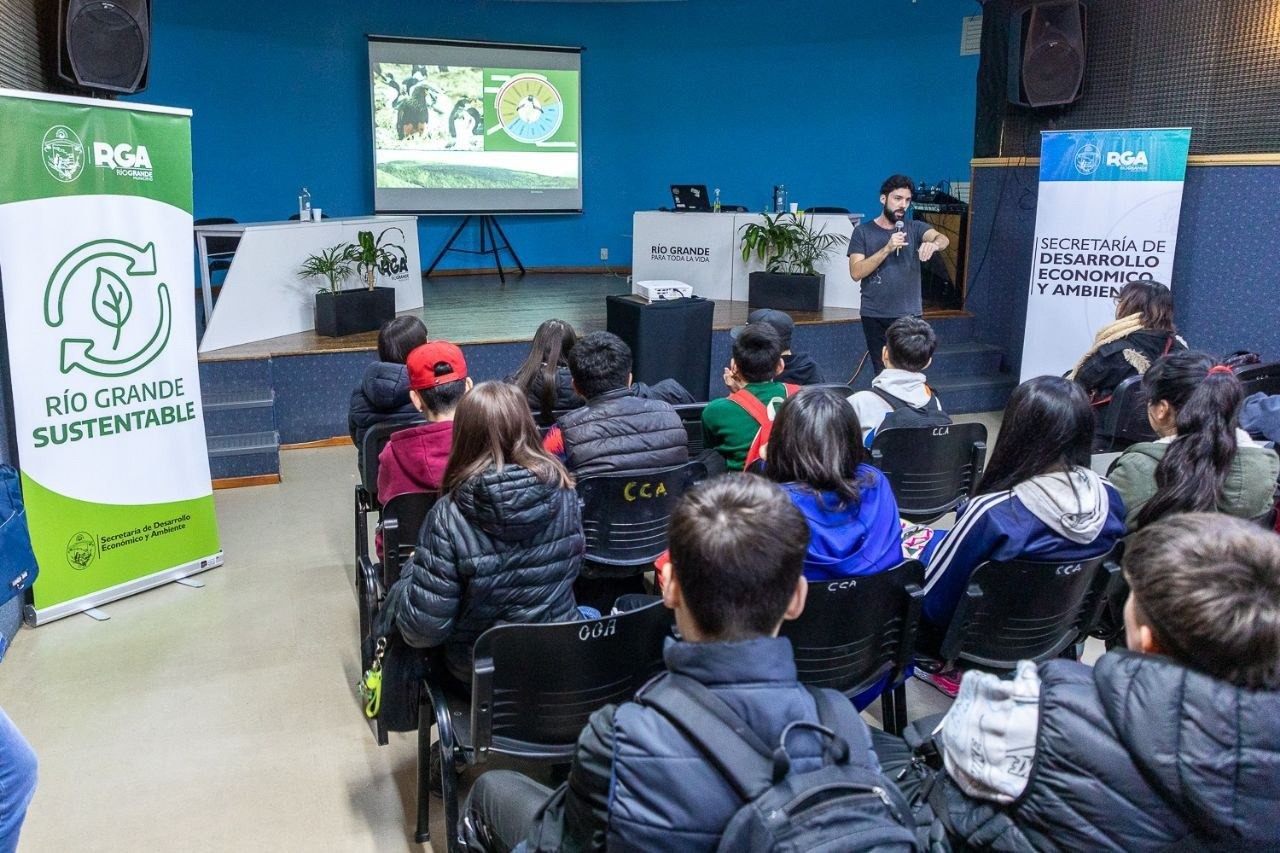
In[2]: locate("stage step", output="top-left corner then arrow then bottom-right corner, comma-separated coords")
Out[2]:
202,389 -> 276,438
207,430 -> 281,480
930,372 -> 1020,415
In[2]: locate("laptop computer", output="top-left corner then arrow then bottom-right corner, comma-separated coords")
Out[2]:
670,184 -> 711,211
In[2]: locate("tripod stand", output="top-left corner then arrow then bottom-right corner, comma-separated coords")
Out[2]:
424,215 -> 526,283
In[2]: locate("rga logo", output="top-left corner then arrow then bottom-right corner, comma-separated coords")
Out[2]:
42,125 -> 85,183
1106,150 -> 1149,172
94,141 -> 154,181
1073,142 -> 1101,176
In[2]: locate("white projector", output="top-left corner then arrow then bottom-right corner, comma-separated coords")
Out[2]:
634,279 -> 692,301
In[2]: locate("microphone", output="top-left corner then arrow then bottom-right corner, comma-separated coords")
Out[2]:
893,217 -> 905,256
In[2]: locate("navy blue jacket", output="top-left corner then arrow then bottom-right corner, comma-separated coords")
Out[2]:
348,361 -> 419,455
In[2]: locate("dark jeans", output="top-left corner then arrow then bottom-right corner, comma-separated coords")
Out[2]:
463,769 -> 554,853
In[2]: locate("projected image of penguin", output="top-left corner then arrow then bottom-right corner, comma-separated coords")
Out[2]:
515,95 -> 544,125
446,99 -> 484,151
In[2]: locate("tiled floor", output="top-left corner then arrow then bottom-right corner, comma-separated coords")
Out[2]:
1,409 -> 1011,851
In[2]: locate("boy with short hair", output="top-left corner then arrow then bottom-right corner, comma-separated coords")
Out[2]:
733,308 -> 825,385
460,474 -> 889,852
702,324 -> 797,470
847,315 -> 948,446
913,512 -> 1280,849
376,340 -> 472,506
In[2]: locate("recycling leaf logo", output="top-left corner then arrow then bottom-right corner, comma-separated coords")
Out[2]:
45,239 -> 172,377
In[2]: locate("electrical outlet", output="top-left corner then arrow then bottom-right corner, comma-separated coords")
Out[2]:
599,247 -> 609,261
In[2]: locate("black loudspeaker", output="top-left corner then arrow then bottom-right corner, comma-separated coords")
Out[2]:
1007,1 -> 1086,108
57,0 -> 151,94
606,295 -> 714,402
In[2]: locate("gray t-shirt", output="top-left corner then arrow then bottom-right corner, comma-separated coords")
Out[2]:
846,218 -> 931,317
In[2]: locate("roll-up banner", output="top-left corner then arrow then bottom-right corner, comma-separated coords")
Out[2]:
0,89 -> 222,624
1020,128 -> 1192,381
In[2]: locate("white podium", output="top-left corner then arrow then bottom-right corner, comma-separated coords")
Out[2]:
631,211 -> 862,307
196,215 -> 422,353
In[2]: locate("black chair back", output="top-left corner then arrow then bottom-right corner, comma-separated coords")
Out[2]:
870,422 -> 988,523
470,600 -> 674,755
938,546 -> 1120,669
194,217 -> 240,258
358,418 -> 427,503
576,461 -> 706,567
1235,361 -> 1280,398
380,492 -> 437,587
804,206 -> 851,214
672,402 -> 708,455
1094,374 -> 1156,453
781,560 -> 923,697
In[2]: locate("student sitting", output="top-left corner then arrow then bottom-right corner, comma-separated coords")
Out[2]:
506,318 -> 584,425
348,316 -> 428,463
908,513 -> 1280,849
1107,351 -> 1279,531
733,308 -> 825,385
375,341 -> 470,507
543,332 -> 688,478
847,315 -> 948,447
764,386 -> 902,581
918,376 -> 1125,695
702,324 -> 798,471
390,382 -> 585,683
460,475 -> 892,852
1068,280 -> 1186,405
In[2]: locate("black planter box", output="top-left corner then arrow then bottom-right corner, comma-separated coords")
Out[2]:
747,271 -> 825,313
314,287 -> 397,337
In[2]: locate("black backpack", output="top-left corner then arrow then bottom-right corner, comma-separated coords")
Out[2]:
871,387 -> 951,432
640,673 -> 919,853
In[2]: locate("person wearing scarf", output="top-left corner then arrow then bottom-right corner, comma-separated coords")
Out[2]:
1067,280 -> 1185,404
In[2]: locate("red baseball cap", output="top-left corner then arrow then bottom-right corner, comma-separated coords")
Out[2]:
406,341 -> 467,390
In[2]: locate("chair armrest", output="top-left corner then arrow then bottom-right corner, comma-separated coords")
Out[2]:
471,655 -> 495,763
896,583 -> 925,679
968,440 -> 987,495
937,584 -> 983,665
355,485 -> 371,563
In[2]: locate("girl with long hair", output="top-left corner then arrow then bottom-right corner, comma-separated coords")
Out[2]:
1068,280 -> 1186,404
507,318 -> 583,423
392,381 -> 585,682
764,386 -> 902,580
918,376 -> 1126,694
1109,351 -> 1279,530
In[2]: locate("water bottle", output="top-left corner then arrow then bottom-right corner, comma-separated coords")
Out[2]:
713,188 -> 722,213
774,184 -> 786,213
299,186 -> 312,221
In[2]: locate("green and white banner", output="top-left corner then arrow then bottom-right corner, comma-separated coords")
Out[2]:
0,89 -> 222,623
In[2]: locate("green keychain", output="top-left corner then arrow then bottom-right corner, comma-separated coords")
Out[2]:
359,637 -> 387,719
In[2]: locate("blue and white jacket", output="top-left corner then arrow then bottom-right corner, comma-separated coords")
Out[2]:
782,464 -> 903,581
921,467 -> 1126,630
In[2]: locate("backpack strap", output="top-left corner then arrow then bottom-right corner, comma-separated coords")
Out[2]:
870,387 -> 909,411
870,386 -> 941,414
783,383 -> 801,396
727,389 -> 771,427
638,673 -> 774,801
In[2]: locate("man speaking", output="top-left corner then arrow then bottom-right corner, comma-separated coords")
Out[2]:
847,174 -> 950,374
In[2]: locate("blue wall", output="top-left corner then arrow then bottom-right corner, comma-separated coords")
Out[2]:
965,164 -> 1280,370
134,0 -> 979,269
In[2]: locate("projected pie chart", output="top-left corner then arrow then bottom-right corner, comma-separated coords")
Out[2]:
495,74 -> 564,143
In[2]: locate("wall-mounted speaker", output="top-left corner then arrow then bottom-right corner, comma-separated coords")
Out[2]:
56,0 -> 151,94
1008,0 -> 1086,108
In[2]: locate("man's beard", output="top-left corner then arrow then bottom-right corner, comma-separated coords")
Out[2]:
883,202 -> 904,222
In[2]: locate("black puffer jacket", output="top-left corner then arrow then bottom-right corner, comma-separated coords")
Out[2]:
936,651 -> 1280,850
1073,329 -> 1186,401
348,361 -> 419,452
396,465 -> 584,681
558,387 -> 689,478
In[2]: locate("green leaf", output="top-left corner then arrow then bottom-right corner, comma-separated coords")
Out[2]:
92,267 -> 133,350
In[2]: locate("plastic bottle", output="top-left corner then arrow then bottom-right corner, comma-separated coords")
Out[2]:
299,187 -> 312,221
774,184 -> 786,213
713,188 -> 721,213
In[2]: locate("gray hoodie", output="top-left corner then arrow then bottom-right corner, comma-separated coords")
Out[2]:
1012,468 -> 1112,544
847,368 -> 937,444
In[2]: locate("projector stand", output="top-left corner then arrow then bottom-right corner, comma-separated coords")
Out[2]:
425,215 -> 526,283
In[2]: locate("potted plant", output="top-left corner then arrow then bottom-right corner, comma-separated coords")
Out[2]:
738,212 -> 846,312
300,227 -> 406,337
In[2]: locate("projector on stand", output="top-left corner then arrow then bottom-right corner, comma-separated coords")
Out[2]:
633,280 -> 692,301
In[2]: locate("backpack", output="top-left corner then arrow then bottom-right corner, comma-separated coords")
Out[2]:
0,465 -> 37,611
870,387 -> 950,432
728,383 -> 800,469
640,672 -> 919,853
